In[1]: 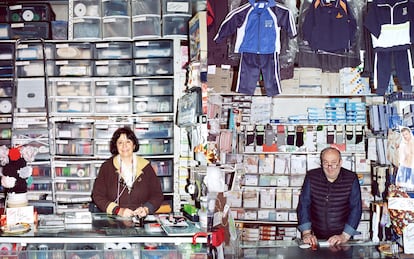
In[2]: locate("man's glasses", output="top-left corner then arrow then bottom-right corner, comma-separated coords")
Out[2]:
322,162 -> 340,169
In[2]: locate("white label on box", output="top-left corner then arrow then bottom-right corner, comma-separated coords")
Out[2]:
167,2 -> 189,13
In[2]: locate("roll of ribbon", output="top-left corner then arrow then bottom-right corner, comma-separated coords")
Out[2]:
104,242 -> 118,250
117,242 -> 132,250
0,243 -> 13,251
74,3 -> 87,17
22,10 -> 34,21
77,169 -> 85,177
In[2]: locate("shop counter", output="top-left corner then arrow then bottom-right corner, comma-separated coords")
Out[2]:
240,240 -> 413,259
0,213 -> 209,258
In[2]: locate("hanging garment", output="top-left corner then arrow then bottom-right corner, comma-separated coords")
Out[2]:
214,0 -> 297,96
364,0 -> 414,94
302,0 -> 357,53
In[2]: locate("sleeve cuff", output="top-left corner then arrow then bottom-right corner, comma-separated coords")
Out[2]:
297,222 -> 312,233
343,224 -> 360,237
107,202 -> 118,215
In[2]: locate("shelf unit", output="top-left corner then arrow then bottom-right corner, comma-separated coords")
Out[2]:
207,93 -> 374,241
0,37 -> 185,213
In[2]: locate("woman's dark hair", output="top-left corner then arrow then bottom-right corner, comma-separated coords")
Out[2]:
109,126 -> 139,155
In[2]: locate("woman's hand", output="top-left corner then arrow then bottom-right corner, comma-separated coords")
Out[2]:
134,207 -> 149,218
117,208 -> 134,217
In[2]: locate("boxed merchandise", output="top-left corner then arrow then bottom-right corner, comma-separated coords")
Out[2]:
243,190 -> 259,208
207,66 -> 233,93
339,67 -> 370,95
260,189 -> 275,208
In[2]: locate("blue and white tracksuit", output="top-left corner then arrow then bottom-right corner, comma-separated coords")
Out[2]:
364,0 -> 414,95
214,0 -> 297,96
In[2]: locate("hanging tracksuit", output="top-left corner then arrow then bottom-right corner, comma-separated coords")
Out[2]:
302,0 -> 357,53
364,0 -> 414,95
214,0 -> 297,96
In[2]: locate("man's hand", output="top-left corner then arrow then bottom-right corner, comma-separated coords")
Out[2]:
302,231 -> 318,248
327,232 -> 350,246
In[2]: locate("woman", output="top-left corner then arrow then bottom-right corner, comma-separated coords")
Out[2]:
92,126 -> 164,217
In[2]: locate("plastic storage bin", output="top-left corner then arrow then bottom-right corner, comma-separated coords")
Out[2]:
16,42 -> 44,60
102,16 -> 131,39
95,97 -> 132,114
55,139 -> 94,156
138,139 -> 173,155
149,159 -> 173,176
95,41 -> 132,59
132,0 -> 161,16
95,79 -> 131,96
162,15 -> 190,37
0,60 -> 13,77
133,78 -> 173,96
134,58 -> 173,76
162,0 -> 191,15
102,0 -> 131,17
134,121 -> 173,139
133,40 -> 173,58
53,42 -> 94,59
72,0 -> 101,18
10,21 -> 51,40
56,122 -> 94,139
133,96 -> 173,113
55,162 -> 93,178
0,43 -> 14,60
49,79 -> 92,97
94,59 -> 133,76
72,17 -> 101,40
51,60 -> 92,76
8,3 -> 55,22
0,23 -> 10,39
53,97 -> 93,113
132,15 -> 161,39
16,60 -> 45,77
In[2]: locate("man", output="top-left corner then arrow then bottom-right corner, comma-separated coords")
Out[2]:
297,147 -> 362,247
